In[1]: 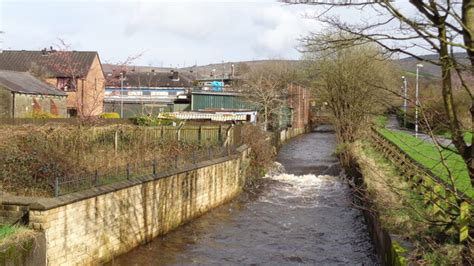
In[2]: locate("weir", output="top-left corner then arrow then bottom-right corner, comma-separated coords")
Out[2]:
110,127 -> 378,265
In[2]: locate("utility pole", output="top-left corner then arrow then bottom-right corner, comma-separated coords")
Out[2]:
415,64 -> 423,138
401,76 -> 408,128
120,72 -> 124,118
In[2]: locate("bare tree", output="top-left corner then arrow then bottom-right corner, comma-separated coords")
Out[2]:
301,34 -> 397,164
283,0 -> 474,189
103,52 -> 145,117
241,61 -> 296,131
45,39 -> 105,120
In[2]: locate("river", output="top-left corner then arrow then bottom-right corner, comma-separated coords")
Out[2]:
109,127 -> 378,265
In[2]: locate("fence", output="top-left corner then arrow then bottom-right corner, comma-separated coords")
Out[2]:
370,128 -> 472,243
0,123 -> 242,199
0,118 -> 133,126
31,124 -> 241,153
54,145 -> 239,197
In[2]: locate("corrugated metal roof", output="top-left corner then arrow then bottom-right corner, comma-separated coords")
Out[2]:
0,50 -> 97,78
191,92 -> 255,111
0,70 -> 66,96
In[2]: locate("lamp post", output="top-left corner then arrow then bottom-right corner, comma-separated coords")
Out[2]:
415,64 -> 423,138
401,76 -> 408,128
120,72 -> 124,118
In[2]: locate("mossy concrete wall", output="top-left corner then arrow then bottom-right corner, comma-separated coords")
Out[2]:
0,146 -> 249,265
0,87 -> 67,118
13,94 -> 67,118
345,162 -> 411,265
0,87 -> 12,118
279,127 -> 306,144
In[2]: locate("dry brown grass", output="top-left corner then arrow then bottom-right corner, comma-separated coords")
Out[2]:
0,124 -> 213,197
241,124 -> 276,181
351,141 -> 428,238
0,226 -> 37,247
351,141 -> 465,264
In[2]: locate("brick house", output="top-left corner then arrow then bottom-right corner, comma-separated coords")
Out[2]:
0,70 -> 67,118
287,83 -> 311,129
0,49 -> 105,117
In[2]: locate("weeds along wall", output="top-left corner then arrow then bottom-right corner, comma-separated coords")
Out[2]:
0,124 -> 240,197
0,146 -> 249,265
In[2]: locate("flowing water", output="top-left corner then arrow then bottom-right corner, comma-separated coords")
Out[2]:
110,126 -> 378,265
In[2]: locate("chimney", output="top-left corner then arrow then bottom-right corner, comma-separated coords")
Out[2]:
172,70 -> 179,81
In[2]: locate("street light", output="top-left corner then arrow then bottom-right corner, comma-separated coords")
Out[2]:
120,72 -> 124,118
401,76 -> 408,128
415,63 -> 423,138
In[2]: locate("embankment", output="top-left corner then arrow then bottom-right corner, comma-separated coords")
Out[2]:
0,126 -> 308,265
1,146 -> 249,265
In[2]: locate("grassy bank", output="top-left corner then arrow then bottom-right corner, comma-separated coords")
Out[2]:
376,128 -> 472,198
352,141 -> 465,264
437,131 -> 472,144
0,225 -> 35,246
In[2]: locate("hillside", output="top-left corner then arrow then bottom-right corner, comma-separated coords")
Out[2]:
103,54 -> 470,81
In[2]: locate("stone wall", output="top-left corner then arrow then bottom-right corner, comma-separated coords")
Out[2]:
1,146 -> 249,265
279,127 -> 306,144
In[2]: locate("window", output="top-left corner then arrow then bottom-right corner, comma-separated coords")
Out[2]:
57,78 -> 77,92
67,108 -> 78,117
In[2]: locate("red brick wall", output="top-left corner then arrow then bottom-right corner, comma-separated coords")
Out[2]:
287,83 -> 311,129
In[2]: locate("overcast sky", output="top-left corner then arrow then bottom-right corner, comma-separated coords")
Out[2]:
0,0 -> 421,67
1,0 -> 325,67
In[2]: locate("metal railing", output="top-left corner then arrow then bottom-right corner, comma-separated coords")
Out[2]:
53,145 -> 239,197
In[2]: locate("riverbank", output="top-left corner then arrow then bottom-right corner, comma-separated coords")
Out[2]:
349,140 -> 466,264
0,126 -> 308,265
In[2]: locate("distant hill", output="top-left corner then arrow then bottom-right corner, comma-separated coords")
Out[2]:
103,54 -> 470,81
102,64 -> 174,74
397,52 -> 469,78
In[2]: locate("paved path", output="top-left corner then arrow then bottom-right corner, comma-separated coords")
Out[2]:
385,115 -> 453,147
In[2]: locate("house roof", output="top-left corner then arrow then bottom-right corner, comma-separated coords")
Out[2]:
106,71 -> 193,88
0,70 -> 66,96
0,50 -> 98,78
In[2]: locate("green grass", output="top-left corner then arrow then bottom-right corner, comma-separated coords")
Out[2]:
373,115 -> 388,128
0,225 -> 19,240
377,128 -> 473,198
437,131 -> 472,144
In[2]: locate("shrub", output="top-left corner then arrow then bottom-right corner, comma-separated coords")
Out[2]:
27,110 -> 59,119
0,125 -> 211,197
241,124 -> 276,184
131,114 -> 180,126
99,112 -> 120,119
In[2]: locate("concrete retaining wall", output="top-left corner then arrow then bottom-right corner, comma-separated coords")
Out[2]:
1,146 -> 249,265
345,162 -> 411,265
279,127 -> 306,144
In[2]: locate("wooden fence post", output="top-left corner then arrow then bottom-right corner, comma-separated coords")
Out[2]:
218,125 -> 222,144
198,125 -> 202,145
459,201 -> 470,243
114,130 -> 118,155
55,176 -> 59,197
